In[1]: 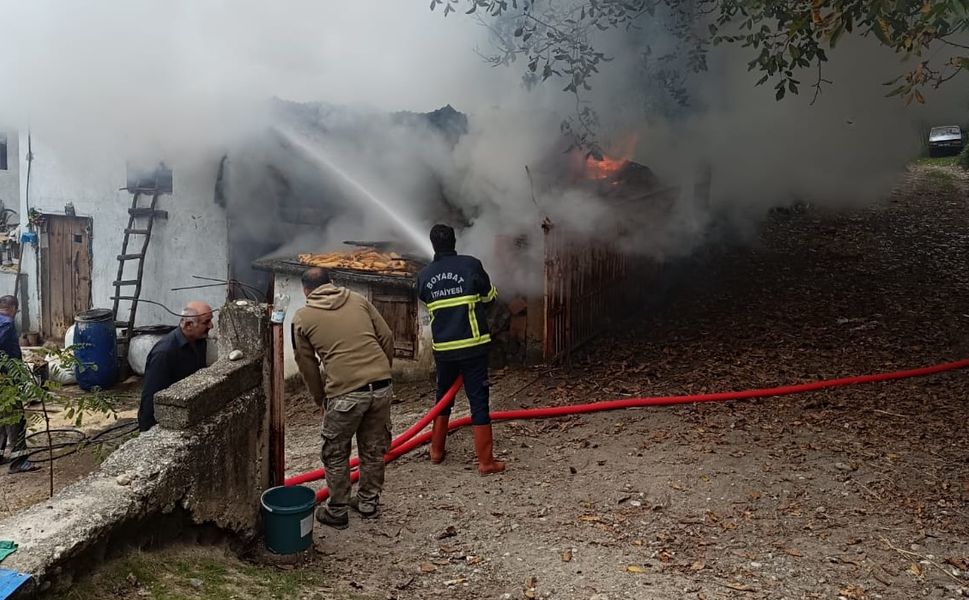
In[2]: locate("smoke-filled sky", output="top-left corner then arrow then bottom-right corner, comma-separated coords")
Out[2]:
2,1 -> 967,293
0,1 -> 533,156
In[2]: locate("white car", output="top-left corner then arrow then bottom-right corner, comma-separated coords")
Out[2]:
928,125 -> 966,157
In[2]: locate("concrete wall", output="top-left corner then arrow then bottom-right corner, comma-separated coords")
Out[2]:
275,272 -> 434,382
0,301 -> 271,598
15,132 -> 229,335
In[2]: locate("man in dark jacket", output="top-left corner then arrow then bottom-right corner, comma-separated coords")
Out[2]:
417,224 -> 505,475
0,295 -> 34,473
138,301 -> 213,431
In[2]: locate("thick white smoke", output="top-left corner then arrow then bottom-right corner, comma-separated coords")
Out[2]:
1,0 -> 967,297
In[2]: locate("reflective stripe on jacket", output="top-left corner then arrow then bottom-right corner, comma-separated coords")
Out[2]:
417,251 -> 497,360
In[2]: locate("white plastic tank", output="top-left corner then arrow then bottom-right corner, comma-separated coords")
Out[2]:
128,333 -> 167,376
50,325 -> 78,384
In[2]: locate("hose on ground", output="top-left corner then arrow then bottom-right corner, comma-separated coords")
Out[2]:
284,376 -> 465,487
288,358 -> 969,504
18,420 -> 139,463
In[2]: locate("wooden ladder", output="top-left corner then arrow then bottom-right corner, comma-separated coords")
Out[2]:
111,190 -> 168,376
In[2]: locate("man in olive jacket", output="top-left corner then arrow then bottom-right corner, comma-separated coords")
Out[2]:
293,268 -> 395,529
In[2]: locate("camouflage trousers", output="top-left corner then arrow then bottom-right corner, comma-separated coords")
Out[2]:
321,384 -> 393,517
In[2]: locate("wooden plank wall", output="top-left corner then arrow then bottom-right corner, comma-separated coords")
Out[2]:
543,226 -> 641,364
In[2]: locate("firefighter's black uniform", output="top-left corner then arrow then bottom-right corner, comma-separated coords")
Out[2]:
417,250 -> 497,425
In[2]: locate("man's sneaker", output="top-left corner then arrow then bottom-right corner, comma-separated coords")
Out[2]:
315,505 -> 349,530
8,459 -> 37,474
349,495 -> 379,519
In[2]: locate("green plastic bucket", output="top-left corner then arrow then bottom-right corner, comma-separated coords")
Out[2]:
261,485 -> 316,554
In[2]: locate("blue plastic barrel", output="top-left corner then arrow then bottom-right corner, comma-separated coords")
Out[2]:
73,309 -> 118,391
261,486 -> 317,554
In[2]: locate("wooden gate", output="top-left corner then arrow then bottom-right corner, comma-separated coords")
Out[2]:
40,215 -> 93,340
543,226 -> 646,363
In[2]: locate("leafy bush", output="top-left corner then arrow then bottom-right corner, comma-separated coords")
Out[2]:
0,345 -> 116,496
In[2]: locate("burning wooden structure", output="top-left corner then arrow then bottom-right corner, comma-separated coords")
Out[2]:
490,152 -> 705,366
254,149 -> 707,374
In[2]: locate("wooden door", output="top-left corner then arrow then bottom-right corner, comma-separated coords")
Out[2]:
371,287 -> 418,359
40,215 -> 93,340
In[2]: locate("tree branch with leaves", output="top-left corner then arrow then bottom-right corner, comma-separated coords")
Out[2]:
433,0 -> 969,148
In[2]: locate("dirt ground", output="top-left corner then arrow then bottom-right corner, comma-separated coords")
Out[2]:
0,378 -> 141,518
283,165 -> 969,600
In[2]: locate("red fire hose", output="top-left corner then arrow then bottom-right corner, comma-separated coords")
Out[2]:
287,358 -> 969,504
284,375 -> 467,488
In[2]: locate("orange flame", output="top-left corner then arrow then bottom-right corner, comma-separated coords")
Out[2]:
584,154 -> 628,180
582,134 -> 638,181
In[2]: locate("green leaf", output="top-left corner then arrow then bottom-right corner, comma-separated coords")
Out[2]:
885,84 -> 909,97
829,21 -> 846,46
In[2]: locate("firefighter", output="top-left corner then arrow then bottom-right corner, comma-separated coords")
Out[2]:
417,224 -> 505,475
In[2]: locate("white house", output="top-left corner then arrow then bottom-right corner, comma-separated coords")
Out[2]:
0,115 -> 447,382
1,129 -> 229,343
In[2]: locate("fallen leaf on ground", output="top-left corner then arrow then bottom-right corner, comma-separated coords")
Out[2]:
561,549 -> 573,562
626,565 -> 647,573
945,557 -> 968,571
839,584 -> 867,599
395,576 -> 415,590
579,515 -> 602,522
909,563 -> 924,577
419,563 -> 436,573
783,548 -> 803,557
690,559 -> 706,571
524,575 -> 538,598
870,569 -> 893,586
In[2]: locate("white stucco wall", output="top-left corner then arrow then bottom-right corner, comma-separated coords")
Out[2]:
0,129 -> 19,218
275,272 -> 434,382
16,132 -> 229,336
0,129 -> 24,327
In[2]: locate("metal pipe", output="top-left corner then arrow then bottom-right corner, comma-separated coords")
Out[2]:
270,321 -> 285,486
